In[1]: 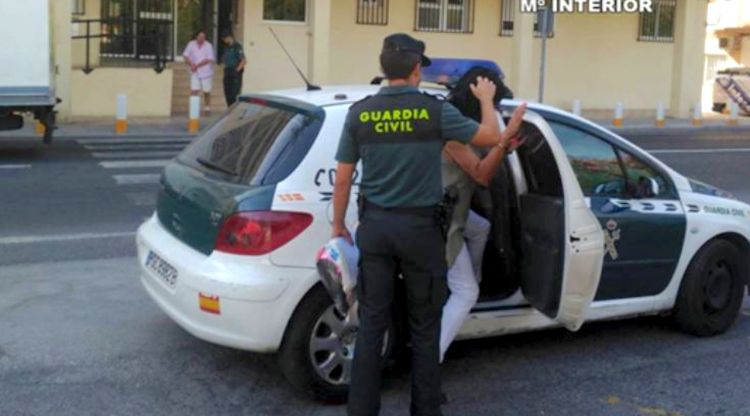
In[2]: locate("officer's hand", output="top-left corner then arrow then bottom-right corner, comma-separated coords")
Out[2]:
332,224 -> 353,244
470,77 -> 497,103
503,102 -> 527,143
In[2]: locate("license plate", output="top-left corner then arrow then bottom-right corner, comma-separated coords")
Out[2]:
146,251 -> 178,288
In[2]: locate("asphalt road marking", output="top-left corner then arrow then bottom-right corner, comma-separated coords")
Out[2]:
100,160 -> 171,169
0,164 -> 31,169
77,138 -> 192,145
93,151 -> 178,159
0,232 -> 136,245
127,191 -> 158,206
113,174 -> 162,185
84,144 -> 187,151
649,148 -> 750,154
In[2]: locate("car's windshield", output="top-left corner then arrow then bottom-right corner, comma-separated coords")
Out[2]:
178,98 -> 324,186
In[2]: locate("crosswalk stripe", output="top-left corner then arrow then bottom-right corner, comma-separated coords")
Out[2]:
0,231 -> 136,245
84,144 -> 187,151
77,137 -> 193,145
0,164 -> 31,169
113,174 -> 162,185
92,151 -> 178,159
100,160 -> 170,169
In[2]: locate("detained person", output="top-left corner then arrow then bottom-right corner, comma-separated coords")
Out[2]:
439,68 -> 526,362
332,33 -> 504,416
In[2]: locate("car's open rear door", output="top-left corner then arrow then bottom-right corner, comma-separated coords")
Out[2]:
514,110 -> 604,331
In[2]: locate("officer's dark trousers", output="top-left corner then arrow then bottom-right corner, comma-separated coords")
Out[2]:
348,206 -> 448,416
223,69 -> 243,107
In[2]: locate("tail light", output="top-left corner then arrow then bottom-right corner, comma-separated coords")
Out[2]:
215,211 -> 313,255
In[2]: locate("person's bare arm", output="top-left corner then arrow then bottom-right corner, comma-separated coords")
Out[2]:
446,102 -> 528,186
237,58 -> 247,72
332,162 -> 355,242
467,77 -> 500,148
444,142 -> 507,187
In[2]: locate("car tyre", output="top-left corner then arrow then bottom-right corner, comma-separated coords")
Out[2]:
278,285 -> 393,404
674,239 -> 746,337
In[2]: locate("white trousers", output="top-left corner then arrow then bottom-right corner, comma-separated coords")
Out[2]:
440,210 -> 491,362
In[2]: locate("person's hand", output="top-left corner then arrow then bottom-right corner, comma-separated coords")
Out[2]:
469,77 -> 497,103
332,223 -> 353,244
190,64 -> 197,72
502,102 -> 527,143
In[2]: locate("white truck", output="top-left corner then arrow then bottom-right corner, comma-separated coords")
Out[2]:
0,0 -> 58,143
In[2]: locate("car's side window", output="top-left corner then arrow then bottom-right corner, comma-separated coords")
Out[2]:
549,122 -> 626,197
616,149 -> 673,199
549,122 -> 672,199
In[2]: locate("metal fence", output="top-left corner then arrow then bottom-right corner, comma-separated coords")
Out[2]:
72,17 -> 173,74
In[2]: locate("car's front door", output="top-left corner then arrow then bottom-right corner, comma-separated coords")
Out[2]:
547,121 -> 687,301
513,111 -> 604,331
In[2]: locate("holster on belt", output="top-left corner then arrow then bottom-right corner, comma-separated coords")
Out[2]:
435,186 -> 458,241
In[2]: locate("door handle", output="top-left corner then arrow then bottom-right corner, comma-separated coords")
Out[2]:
570,235 -> 581,243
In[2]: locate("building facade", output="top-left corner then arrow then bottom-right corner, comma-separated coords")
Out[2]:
51,0 -> 709,120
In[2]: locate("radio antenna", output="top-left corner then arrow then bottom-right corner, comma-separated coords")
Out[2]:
268,27 -> 321,91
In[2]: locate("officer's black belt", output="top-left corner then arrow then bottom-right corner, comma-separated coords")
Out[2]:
363,200 -> 436,217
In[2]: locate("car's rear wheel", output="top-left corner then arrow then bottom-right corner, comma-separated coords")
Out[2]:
674,239 -> 746,337
278,285 -> 392,403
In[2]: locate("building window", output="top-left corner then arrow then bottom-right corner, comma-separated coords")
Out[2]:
415,0 -> 474,34
638,0 -> 676,42
72,0 -> 85,15
499,0 -> 514,36
357,0 -> 388,25
263,0 -> 306,22
533,8 -> 554,38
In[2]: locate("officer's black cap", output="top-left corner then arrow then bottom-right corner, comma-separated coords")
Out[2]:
381,33 -> 432,67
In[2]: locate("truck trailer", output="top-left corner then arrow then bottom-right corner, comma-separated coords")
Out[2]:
0,0 -> 58,143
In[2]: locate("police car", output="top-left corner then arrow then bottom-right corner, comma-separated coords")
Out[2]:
136,59 -> 750,402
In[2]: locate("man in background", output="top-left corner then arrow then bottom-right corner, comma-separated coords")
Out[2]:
183,30 -> 215,115
221,31 -> 246,107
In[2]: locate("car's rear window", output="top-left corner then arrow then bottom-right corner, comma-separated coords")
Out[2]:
178,97 -> 325,185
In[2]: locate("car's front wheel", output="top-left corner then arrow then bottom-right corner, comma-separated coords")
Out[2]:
674,239 -> 746,336
278,285 -> 392,403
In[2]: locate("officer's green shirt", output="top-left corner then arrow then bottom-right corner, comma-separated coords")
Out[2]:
335,85 -> 480,208
223,42 -> 245,70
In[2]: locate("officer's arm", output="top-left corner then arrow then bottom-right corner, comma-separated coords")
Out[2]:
332,162 -> 355,241
469,95 -> 501,148
444,142 -> 508,188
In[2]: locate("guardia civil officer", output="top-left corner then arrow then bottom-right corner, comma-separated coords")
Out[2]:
332,33 -> 503,416
221,31 -> 246,106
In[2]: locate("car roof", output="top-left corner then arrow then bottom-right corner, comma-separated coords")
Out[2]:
244,84 -> 569,114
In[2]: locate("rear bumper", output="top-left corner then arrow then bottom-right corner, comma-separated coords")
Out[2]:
136,215 -> 314,352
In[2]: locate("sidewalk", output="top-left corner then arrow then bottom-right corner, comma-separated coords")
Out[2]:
2,113 -> 750,140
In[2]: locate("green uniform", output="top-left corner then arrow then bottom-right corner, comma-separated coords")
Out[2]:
335,85 -> 479,207
338,85 -> 480,416
222,42 -> 245,106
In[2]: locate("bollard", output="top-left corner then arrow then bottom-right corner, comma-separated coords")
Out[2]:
729,102 -> 739,126
613,102 -> 624,127
188,95 -> 201,134
572,99 -> 582,117
115,94 -> 128,134
656,103 -> 665,128
692,103 -> 702,127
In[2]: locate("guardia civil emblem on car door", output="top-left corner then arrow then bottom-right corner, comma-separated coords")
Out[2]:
604,219 -> 621,260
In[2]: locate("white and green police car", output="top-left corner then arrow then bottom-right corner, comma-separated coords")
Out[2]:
136,60 -> 750,402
